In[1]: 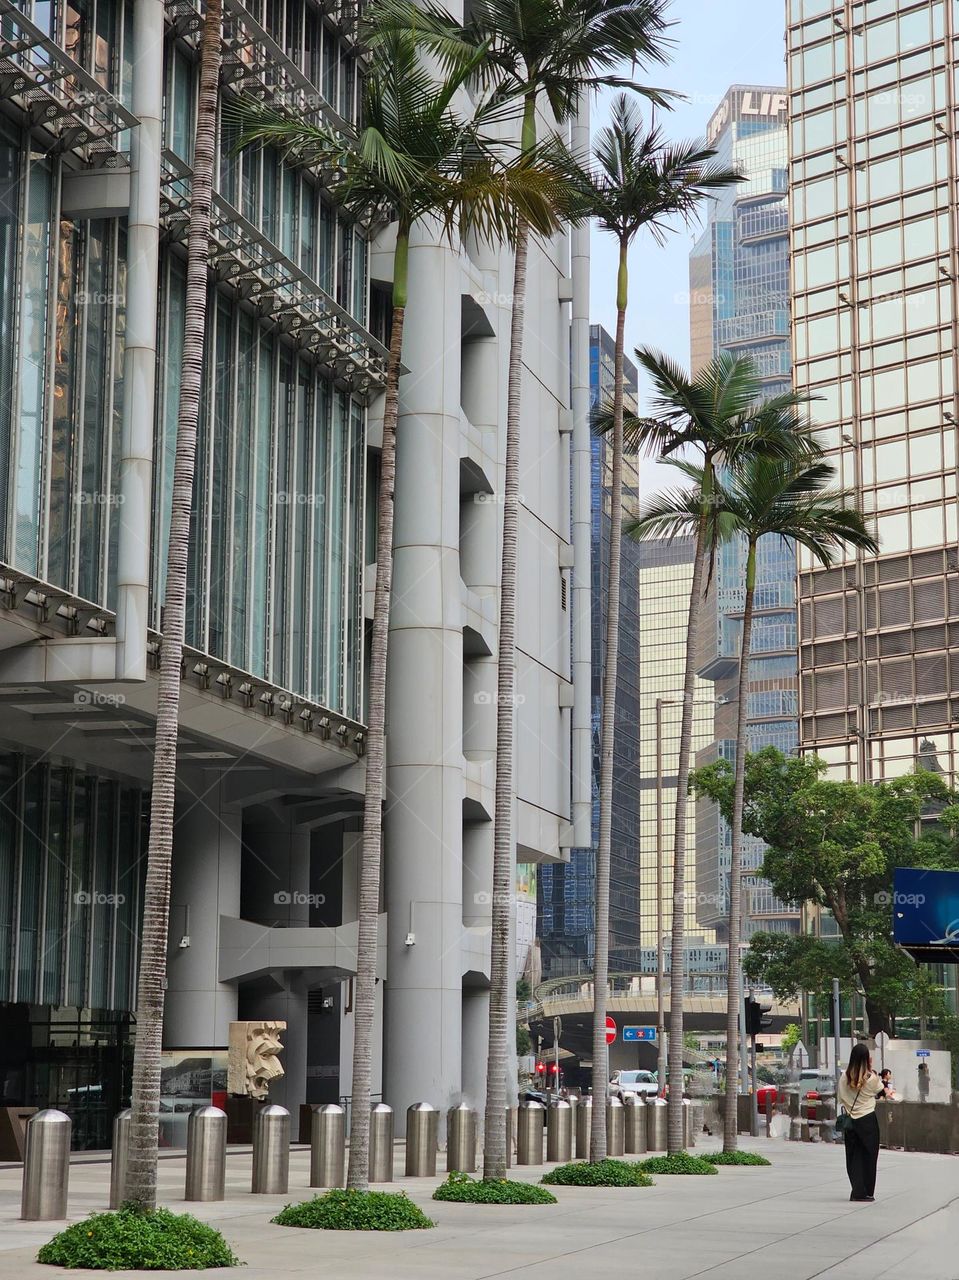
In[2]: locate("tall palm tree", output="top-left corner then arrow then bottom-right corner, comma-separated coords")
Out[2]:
624,353 -> 820,1152
234,30 -> 569,1191
370,0 -> 674,1182
702,457 -> 876,1151
573,94 -> 738,1161
125,0 -> 223,1213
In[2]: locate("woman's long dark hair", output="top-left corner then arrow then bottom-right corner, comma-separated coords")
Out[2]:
845,1042 -> 871,1088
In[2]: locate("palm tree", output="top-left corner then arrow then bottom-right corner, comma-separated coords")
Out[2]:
702,456 -> 876,1151
370,0 -> 674,1182
624,353 -> 820,1152
573,94 -> 739,1161
125,0 -> 223,1213
234,30 -> 568,1191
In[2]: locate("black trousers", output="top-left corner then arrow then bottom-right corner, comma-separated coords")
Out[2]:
844,1111 -> 880,1199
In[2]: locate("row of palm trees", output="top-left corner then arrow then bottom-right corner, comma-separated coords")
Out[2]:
124,0 -> 877,1211
622,355 -> 877,1152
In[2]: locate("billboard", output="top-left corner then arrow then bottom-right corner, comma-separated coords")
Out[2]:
892,867 -> 959,962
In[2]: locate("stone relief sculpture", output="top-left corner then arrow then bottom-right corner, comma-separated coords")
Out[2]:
227,1020 -> 287,1098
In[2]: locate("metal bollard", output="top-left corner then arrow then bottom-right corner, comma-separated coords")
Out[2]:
185,1106 -> 227,1202
624,1095 -> 647,1154
516,1100 -> 545,1165
446,1103 -> 477,1174
682,1098 -> 694,1148
251,1104 -> 290,1194
21,1109 -> 71,1221
109,1109 -> 131,1209
606,1096 -> 625,1156
310,1104 -> 345,1188
405,1103 -> 438,1177
646,1097 -> 668,1152
546,1099 -> 572,1163
575,1095 -> 593,1160
369,1103 -> 394,1182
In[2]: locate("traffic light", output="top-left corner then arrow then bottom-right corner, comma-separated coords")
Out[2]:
535,1061 -> 546,1077
745,998 -> 771,1036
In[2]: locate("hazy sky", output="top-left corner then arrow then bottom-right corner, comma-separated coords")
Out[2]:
589,0 -> 788,478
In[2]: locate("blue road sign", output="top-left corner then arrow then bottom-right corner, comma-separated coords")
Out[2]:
623,1026 -> 657,1043
916,1049 -> 931,1057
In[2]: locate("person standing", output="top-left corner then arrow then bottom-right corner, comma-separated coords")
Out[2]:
879,1068 -> 897,1100
837,1044 -> 884,1202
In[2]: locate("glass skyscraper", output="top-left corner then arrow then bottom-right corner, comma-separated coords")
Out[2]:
689,86 -> 801,941
538,325 -> 639,977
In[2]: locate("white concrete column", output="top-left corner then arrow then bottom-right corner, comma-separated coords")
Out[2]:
164,780 -> 241,1047
569,98 -> 592,846
461,985 -> 490,1113
116,0 -> 163,680
385,221 -> 464,1128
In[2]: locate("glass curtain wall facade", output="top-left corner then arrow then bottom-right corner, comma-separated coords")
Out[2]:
789,0 -> 959,1026
788,0 -> 959,784
0,0 -> 371,722
636,538 -> 715,958
689,86 -> 801,941
0,0 -> 377,1137
538,326 -> 640,978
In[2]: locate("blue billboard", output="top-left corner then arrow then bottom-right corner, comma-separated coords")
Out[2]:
892,867 -> 959,961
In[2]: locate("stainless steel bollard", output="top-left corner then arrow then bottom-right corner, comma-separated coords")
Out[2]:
516,1100 -> 545,1165
109,1109 -> 131,1209
624,1095 -> 647,1154
682,1098 -> 694,1148
646,1097 -> 668,1152
405,1103 -> 438,1177
606,1096 -> 625,1157
446,1103 -> 477,1174
185,1106 -> 227,1202
369,1102 -> 394,1182
310,1104 -> 345,1188
21,1109 -> 71,1221
251,1104 -> 290,1194
575,1095 -> 593,1160
546,1099 -> 572,1163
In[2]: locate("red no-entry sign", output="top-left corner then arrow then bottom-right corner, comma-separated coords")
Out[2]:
606,1016 -> 616,1045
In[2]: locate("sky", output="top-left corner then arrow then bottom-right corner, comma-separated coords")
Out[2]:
588,0 -> 788,484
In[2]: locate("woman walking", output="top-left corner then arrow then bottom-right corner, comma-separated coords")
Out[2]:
838,1043 -> 885,1202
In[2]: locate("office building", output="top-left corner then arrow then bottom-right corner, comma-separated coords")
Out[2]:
788,0 -> 958,1022
0,0 -> 583,1144
689,85 -> 801,940
538,325 -> 639,978
636,538 -> 715,958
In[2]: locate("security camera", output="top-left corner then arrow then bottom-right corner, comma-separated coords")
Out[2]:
404,932 -> 416,947
178,935 -> 191,949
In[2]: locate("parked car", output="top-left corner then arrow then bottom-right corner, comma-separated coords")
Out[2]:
608,1069 -> 660,1100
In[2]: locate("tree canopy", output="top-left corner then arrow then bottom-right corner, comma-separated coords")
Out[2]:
692,746 -> 959,1035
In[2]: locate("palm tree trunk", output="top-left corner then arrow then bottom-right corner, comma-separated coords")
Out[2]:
722,539 -> 756,1153
346,231 -> 408,1191
667,503 -> 709,1154
125,0 -> 222,1213
590,250 -> 627,1162
483,209 -> 528,1180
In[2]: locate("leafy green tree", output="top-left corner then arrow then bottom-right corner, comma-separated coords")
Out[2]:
694,747 -> 959,1036
780,1023 -> 802,1058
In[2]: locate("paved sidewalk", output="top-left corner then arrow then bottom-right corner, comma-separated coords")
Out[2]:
1,1137 -> 957,1279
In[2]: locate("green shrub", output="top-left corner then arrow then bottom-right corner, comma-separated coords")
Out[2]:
701,1150 -> 771,1167
273,1188 -> 433,1231
542,1159 -> 653,1187
37,1208 -> 239,1271
640,1153 -> 717,1176
432,1172 -> 557,1204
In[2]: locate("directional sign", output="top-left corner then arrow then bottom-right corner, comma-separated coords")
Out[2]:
623,1026 -> 657,1043
605,1016 -> 616,1045
916,1049 -> 931,1057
